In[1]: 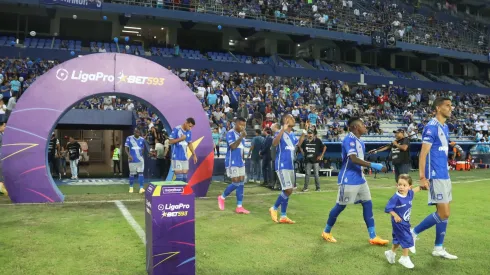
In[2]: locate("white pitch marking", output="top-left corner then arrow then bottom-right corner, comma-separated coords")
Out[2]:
114,200 -> 146,245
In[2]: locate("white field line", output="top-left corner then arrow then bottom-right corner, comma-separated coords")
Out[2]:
114,200 -> 146,245
0,178 -> 488,206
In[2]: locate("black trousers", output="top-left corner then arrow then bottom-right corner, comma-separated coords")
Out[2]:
262,158 -> 271,183
48,155 -> 59,176
158,158 -> 171,180
113,160 -> 121,173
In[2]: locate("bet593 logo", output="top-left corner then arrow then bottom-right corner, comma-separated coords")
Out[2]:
55,69 -> 165,86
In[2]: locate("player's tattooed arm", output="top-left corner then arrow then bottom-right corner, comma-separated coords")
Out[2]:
418,143 -> 431,189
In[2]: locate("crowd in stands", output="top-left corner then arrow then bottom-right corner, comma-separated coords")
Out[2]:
111,0 -> 489,55
1,57 -> 490,151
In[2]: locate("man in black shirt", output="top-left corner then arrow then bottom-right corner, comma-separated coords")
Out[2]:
369,129 -> 410,183
66,136 -> 81,180
48,132 -> 61,180
300,129 -> 327,191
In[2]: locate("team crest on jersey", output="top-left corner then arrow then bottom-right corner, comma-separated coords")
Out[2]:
350,142 -> 355,147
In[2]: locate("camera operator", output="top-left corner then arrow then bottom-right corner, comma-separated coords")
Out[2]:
300,129 -> 326,192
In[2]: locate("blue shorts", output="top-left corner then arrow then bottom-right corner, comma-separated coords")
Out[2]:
392,222 -> 414,249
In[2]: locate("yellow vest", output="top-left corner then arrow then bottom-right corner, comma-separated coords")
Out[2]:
112,148 -> 120,160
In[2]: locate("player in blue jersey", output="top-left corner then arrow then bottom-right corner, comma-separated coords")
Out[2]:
322,117 -> 389,245
169,117 -> 197,183
217,117 -> 250,214
410,97 -> 458,259
125,128 -> 149,194
268,114 -> 308,224
384,174 -> 424,269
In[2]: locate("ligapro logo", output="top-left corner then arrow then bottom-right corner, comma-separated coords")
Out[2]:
55,69 -> 165,86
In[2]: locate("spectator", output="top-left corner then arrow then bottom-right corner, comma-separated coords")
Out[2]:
248,129 -> 264,183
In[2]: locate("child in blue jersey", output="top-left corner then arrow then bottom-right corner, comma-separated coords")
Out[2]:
169,117 -> 197,182
218,117 -> 250,214
385,174 -> 424,269
268,114 -> 307,224
322,117 -> 389,245
124,128 -> 148,194
411,97 -> 458,260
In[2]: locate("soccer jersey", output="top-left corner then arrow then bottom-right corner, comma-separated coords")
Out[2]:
338,133 -> 365,185
124,135 -> 146,163
225,130 -> 245,168
385,190 -> 414,227
275,131 -> 299,171
170,125 -> 192,161
422,118 -> 450,180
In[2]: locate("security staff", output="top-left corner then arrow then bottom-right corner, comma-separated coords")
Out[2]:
369,129 -> 410,183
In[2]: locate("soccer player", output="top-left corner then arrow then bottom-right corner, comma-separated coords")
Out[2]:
410,97 -> 458,259
218,117 -> 250,214
321,117 -> 389,245
268,114 -> 308,224
125,128 -> 148,194
169,117 -> 197,182
384,174 -> 424,269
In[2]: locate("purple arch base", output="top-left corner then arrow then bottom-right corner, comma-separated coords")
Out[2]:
2,53 -> 214,203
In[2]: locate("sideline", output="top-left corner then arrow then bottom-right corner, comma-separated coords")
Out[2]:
114,200 -> 146,245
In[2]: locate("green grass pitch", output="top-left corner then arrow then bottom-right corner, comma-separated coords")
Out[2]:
1,170 -> 490,275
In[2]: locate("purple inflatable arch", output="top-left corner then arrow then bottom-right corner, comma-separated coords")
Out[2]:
2,53 -> 214,203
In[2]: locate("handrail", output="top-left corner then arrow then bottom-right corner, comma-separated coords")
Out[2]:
105,0 -> 485,54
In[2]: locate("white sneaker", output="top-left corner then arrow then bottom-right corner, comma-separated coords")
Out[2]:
398,256 -> 414,269
410,228 -> 418,253
432,247 -> 458,259
384,250 -> 396,264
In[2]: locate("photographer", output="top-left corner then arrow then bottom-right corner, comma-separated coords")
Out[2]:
300,129 -> 326,192
368,129 -> 410,183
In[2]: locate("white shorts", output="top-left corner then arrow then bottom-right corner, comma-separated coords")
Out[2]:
277,169 -> 295,190
226,166 -> 246,178
129,162 -> 144,175
428,179 -> 452,205
172,160 -> 189,171
336,182 -> 372,205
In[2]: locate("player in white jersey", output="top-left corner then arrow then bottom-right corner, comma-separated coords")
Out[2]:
269,114 -> 308,224
217,117 -> 250,214
169,117 -> 197,182
411,97 -> 458,259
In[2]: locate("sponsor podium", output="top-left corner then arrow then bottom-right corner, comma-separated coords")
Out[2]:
145,181 -> 195,275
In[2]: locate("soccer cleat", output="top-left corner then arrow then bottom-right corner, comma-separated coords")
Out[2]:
398,256 -> 414,269
269,207 -> 278,223
302,188 -> 309,192
279,217 -> 295,224
218,196 -> 225,211
235,207 -> 250,214
321,232 -> 337,243
129,187 -> 133,193
384,250 -> 396,264
369,236 -> 389,246
432,247 -> 458,259
139,188 -> 145,194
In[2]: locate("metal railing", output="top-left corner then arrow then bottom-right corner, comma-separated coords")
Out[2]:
107,0 -> 486,55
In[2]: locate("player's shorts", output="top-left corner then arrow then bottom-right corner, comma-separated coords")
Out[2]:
336,182 -> 371,205
428,178 -> 452,205
129,162 -> 144,175
226,166 -> 246,179
277,169 -> 295,190
171,160 -> 189,171
391,222 -> 414,249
